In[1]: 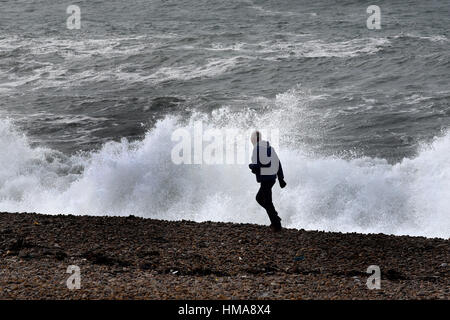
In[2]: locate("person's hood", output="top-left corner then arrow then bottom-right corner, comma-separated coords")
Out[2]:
257,140 -> 271,149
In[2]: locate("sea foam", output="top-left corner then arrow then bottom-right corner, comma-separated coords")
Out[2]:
0,90 -> 449,238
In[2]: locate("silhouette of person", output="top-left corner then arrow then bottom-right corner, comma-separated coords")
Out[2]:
249,130 -> 286,232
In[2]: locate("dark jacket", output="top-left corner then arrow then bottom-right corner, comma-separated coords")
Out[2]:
249,140 -> 284,183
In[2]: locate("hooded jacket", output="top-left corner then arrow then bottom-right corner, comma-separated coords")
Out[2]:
249,140 -> 284,183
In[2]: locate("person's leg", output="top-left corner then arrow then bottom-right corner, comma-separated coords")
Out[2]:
256,181 -> 281,228
264,181 -> 282,230
255,183 -> 267,208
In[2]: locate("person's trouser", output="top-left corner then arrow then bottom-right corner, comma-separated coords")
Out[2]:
256,180 -> 281,226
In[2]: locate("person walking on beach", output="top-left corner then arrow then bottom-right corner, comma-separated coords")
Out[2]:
249,131 -> 286,232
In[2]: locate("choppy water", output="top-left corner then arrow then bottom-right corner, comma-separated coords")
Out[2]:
0,0 -> 449,238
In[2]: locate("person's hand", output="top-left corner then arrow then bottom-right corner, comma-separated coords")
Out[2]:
279,179 -> 287,188
249,164 -> 259,174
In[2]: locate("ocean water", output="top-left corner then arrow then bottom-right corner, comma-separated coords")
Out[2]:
0,0 -> 449,238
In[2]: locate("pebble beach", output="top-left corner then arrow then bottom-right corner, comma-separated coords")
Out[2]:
0,212 -> 448,299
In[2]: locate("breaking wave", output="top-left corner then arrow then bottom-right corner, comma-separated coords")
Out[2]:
0,88 -> 449,239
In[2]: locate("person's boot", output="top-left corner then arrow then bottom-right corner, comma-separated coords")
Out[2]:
270,216 -> 282,232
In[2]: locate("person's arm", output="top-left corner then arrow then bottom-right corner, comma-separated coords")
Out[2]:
273,149 -> 286,188
277,161 -> 284,180
249,146 -> 260,173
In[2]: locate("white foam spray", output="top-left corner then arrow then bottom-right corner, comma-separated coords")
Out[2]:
0,88 -> 449,238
